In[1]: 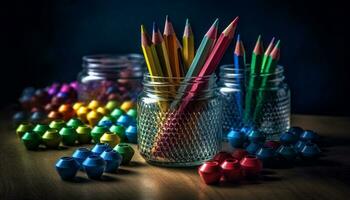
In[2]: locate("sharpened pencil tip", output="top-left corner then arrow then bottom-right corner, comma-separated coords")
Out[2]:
213,18 -> 219,27
186,18 -> 190,26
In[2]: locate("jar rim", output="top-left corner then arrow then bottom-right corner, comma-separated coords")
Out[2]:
143,73 -> 215,80
82,54 -> 144,69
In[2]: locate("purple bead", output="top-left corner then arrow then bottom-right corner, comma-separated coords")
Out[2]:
56,91 -> 69,100
70,81 -> 78,90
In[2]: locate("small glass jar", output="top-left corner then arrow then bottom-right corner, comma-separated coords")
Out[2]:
77,54 -> 144,103
244,65 -> 290,139
137,74 -> 222,167
218,64 -> 245,138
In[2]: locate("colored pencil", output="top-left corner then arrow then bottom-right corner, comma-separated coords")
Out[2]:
164,16 -> 181,78
253,40 -> 281,121
152,22 -> 172,77
182,19 -> 195,71
233,34 -> 246,69
260,37 -> 275,72
244,35 -> 264,122
170,19 -> 219,108
141,25 -> 159,76
233,34 -> 246,118
178,17 -> 239,111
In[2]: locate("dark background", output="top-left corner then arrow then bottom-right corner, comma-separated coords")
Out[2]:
0,0 -> 346,116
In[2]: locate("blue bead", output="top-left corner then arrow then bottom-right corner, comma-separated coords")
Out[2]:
256,147 -> 275,163
240,126 -> 253,140
91,143 -> 112,156
72,148 -> 92,169
300,142 -> 321,160
56,92 -> 69,100
276,145 -> 298,162
246,142 -> 263,155
100,149 -> 123,173
294,140 -> 307,152
280,132 -> 298,145
98,120 -> 114,128
116,114 -> 131,127
227,129 -> 245,148
55,157 -> 80,181
13,111 -> 28,125
125,125 -> 138,143
288,126 -> 304,138
106,86 -> 118,95
83,155 -> 106,179
22,87 -> 36,97
247,130 -> 266,143
30,112 -> 46,124
300,130 -> 319,143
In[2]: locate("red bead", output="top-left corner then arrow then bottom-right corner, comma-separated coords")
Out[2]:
265,140 -> 281,150
213,151 -> 233,164
220,159 -> 243,182
232,148 -> 249,161
240,155 -> 263,177
44,103 -> 58,113
198,161 -> 222,185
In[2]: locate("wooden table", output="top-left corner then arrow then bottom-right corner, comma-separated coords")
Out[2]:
1,115 -> 350,200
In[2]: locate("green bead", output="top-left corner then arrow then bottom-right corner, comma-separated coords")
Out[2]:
114,143 -> 135,165
42,128 -> 62,149
109,125 -> 126,142
76,125 -> 92,144
16,123 -> 34,139
66,118 -> 83,129
91,126 -> 108,143
105,100 -> 120,111
100,115 -> 116,123
22,131 -> 41,150
110,108 -> 124,119
126,109 -> 137,119
49,119 -> 66,130
33,124 -> 50,137
59,127 -> 77,146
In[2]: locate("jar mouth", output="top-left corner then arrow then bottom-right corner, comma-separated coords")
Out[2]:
83,54 -> 144,68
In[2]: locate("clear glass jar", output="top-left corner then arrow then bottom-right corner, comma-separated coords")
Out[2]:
218,64 -> 245,138
77,54 -> 144,103
244,65 -> 290,139
137,74 -> 222,167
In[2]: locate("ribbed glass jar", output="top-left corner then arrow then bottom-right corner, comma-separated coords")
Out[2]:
77,54 -> 144,103
218,64 -> 245,139
137,74 -> 222,167
244,65 -> 290,139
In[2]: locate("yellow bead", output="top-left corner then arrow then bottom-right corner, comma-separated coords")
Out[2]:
87,110 -> 102,127
96,107 -> 109,116
88,100 -> 100,110
100,132 -> 120,147
73,102 -> 85,111
77,106 -> 90,123
120,101 -> 134,112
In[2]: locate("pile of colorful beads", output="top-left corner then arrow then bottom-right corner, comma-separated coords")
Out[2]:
199,126 -> 322,185
16,99 -> 138,151
55,143 -> 135,180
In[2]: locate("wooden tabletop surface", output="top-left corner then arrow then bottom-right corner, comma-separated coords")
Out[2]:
1,114 -> 350,200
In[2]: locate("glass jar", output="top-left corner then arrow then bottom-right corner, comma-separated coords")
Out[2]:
244,65 -> 290,139
218,64 -> 245,139
137,74 -> 222,167
77,54 -> 144,103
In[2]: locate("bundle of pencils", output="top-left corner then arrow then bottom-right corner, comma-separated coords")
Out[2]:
140,16 -> 239,157
243,36 -> 281,124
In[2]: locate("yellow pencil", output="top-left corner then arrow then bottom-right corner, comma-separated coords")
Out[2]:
182,18 -> 195,71
141,25 -> 158,76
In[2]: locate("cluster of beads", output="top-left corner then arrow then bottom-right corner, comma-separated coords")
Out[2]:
55,143 -> 135,180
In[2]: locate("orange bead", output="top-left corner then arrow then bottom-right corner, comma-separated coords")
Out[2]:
96,107 -> 109,116
48,111 -> 63,121
77,106 -> 90,123
86,110 -> 102,127
58,104 -> 75,121
88,100 -> 100,110
120,101 -> 134,112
